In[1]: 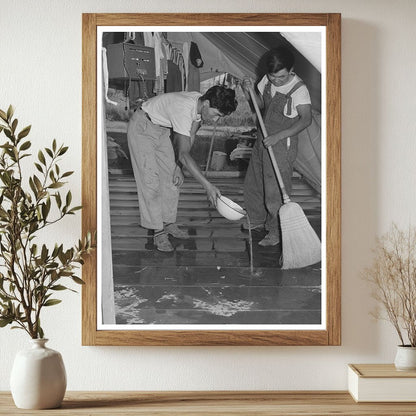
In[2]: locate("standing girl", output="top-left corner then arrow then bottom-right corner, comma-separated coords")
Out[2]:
242,47 -> 312,246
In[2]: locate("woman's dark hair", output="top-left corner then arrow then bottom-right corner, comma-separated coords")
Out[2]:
266,47 -> 295,74
201,85 -> 237,116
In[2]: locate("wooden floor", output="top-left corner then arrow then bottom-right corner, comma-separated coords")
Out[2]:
109,171 -> 322,326
2,391 -> 416,415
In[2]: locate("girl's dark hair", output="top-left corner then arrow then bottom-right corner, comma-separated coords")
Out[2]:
200,85 -> 237,115
266,47 -> 295,73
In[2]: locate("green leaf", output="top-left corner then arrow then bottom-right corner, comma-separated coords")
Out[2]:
56,244 -> 63,258
41,202 -> 50,220
38,190 -> 47,200
72,276 -> 85,285
52,139 -> 57,152
29,177 -> 38,197
0,293 -> 12,302
51,244 -> 60,258
6,105 -> 14,122
43,299 -> 62,307
34,163 -> 43,173
69,206 -> 82,214
29,222 -> 39,234
0,142 -> 12,149
55,192 -> 62,209
33,175 -> 42,192
4,129 -> 12,140
58,250 -> 67,264
17,125 -> 31,140
19,153 -> 30,160
45,148 -> 53,158
65,191 -> 72,207
38,325 -> 44,339
41,244 -> 48,262
0,109 -> 7,121
0,317 -> 13,327
61,171 -> 74,178
11,119 -> 18,133
38,150 -> 46,165
50,270 -> 58,281
58,146 -> 68,156
50,285 -> 68,291
19,140 -> 31,151
48,182 -> 64,189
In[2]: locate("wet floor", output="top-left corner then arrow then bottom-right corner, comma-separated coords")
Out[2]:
109,173 -> 322,325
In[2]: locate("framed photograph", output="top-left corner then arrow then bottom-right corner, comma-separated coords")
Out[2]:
82,13 -> 341,346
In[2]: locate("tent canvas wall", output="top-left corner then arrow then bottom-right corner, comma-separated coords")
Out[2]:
103,30 -> 323,192
167,31 -> 322,193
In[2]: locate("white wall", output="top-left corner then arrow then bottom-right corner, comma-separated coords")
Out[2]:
1,0 -> 416,391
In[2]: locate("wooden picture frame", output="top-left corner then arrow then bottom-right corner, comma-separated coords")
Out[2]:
82,13 -> 341,346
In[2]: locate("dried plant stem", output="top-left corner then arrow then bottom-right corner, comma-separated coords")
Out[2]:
363,224 -> 416,347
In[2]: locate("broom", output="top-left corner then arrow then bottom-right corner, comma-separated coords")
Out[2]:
248,87 -> 321,269
204,121 -> 218,175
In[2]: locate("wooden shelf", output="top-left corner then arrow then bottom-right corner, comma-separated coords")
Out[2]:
2,391 -> 416,415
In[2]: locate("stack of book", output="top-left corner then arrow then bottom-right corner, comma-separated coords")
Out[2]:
348,364 -> 416,402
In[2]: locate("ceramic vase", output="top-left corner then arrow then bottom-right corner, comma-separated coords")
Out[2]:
394,345 -> 416,371
10,338 -> 67,409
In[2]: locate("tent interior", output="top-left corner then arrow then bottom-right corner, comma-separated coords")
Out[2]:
194,32 -> 322,111
102,30 -> 322,326
104,30 -> 322,192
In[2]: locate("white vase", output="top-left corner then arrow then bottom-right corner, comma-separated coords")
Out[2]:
10,338 -> 67,409
394,345 -> 416,371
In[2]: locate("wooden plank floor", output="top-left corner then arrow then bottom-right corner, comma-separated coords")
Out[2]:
2,391 -> 416,415
109,171 -> 322,326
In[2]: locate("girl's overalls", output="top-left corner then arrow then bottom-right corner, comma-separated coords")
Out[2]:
243,81 -> 300,232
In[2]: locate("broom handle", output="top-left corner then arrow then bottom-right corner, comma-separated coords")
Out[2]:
248,87 -> 291,204
205,121 -> 218,174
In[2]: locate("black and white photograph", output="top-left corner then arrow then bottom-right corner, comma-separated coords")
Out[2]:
97,27 -> 325,330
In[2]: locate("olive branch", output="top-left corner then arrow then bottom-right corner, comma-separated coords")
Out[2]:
0,105 -> 94,338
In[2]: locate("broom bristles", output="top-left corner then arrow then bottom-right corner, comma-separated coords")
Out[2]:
279,202 -> 321,269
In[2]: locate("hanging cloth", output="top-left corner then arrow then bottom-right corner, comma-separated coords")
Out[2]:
166,60 -> 182,92
152,32 -> 165,94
